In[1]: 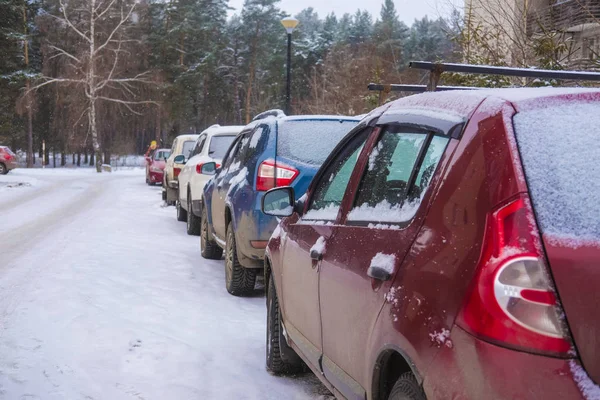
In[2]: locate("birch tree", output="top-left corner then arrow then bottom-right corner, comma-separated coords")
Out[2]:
31,0 -> 155,171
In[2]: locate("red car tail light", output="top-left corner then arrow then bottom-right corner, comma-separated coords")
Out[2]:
457,194 -> 572,356
4,154 -> 12,161
256,160 -> 299,192
173,167 -> 182,178
196,163 -> 221,174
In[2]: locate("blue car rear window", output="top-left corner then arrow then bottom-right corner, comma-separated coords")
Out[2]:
277,120 -> 358,166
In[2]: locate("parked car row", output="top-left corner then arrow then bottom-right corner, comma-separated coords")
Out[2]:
152,88 -> 600,400
176,125 -> 243,235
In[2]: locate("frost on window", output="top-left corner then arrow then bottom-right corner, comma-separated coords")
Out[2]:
277,119 -> 358,166
249,126 -> 266,149
514,102 -> 600,247
368,141 -> 383,171
354,132 -> 425,213
304,130 -> 368,221
350,130 -> 448,224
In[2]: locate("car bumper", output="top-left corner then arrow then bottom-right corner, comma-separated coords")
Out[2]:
423,326 -> 586,399
149,170 -> 163,183
4,160 -> 18,170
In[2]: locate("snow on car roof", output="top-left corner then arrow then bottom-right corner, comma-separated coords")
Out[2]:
381,87 -> 600,120
210,126 -> 245,136
281,115 -> 362,122
476,87 -> 600,102
176,133 -> 200,139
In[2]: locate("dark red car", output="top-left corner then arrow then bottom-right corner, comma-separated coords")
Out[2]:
0,146 -> 18,174
145,148 -> 171,185
261,88 -> 600,400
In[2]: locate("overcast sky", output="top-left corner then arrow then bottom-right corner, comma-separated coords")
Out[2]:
227,0 -> 460,24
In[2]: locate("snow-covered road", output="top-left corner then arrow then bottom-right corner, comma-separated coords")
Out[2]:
0,169 -> 330,400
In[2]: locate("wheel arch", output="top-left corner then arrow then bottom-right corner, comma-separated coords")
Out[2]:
371,346 -> 423,400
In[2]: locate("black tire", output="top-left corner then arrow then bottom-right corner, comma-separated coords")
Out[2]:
266,275 -> 305,375
201,206 -> 223,260
186,193 -> 201,236
388,372 -> 426,400
176,198 -> 187,222
225,221 -> 257,296
0,163 -> 7,175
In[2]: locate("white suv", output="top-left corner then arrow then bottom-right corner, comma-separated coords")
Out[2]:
176,125 -> 242,235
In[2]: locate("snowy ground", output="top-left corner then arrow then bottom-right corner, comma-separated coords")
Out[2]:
0,168 -> 331,400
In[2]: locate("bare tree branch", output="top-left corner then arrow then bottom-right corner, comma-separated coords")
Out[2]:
97,96 -> 158,115
47,45 -> 81,63
59,0 -> 91,43
27,77 -> 86,94
95,0 -> 118,19
94,2 -> 136,56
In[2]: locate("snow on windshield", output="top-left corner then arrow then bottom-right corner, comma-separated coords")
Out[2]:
513,102 -> 600,246
277,120 -> 358,166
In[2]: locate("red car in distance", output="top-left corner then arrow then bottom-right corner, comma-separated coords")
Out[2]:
261,88 -> 600,400
145,148 -> 171,185
0,146 -> 18,174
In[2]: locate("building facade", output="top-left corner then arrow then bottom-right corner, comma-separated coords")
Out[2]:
466,0 -> 600,68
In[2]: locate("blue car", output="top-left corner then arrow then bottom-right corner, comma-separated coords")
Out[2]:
200,110 -> 360,296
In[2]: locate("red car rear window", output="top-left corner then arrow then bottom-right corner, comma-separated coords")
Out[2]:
513,101 -> 600,247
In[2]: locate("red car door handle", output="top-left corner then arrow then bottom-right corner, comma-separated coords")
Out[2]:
367,266 -> 391,281
310,249 -> 323,261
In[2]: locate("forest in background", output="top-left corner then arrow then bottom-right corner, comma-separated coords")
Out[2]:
0,0 -> 462,167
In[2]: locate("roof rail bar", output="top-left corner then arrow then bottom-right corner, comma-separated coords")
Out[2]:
206,124 -> 221,129
368,83 -> 481,93
252,109 -> 286,121
409,61 -> 600,91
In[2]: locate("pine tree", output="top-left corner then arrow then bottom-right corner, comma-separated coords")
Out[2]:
319,13 -> 339,54
0,0 -> 25,146
374,0 -> 408,69
349,10 -> 373,46
240,0 -> 286,122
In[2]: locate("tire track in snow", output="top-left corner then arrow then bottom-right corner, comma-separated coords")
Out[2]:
0,177 -> 111,333
0,176 -> 75,213
0,177 -> 108,267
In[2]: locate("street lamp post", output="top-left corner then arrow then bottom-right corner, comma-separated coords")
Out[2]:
281,17 -> 299,116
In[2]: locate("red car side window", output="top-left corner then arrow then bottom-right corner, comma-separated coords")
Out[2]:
349,129 -> 449,225
303,130 -> 370,221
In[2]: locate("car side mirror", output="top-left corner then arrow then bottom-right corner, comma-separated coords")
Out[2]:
262,187 -> 295,217
201,161 -> 217,175
174,154 -> 186,164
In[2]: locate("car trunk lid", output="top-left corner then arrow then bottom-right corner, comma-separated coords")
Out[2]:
513,97 -> 600,384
